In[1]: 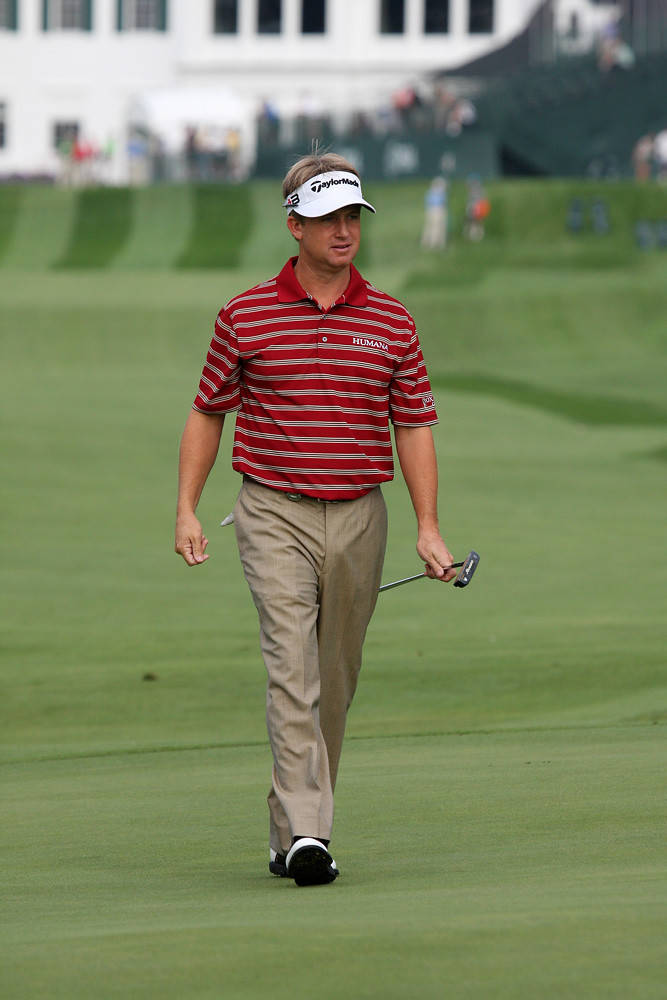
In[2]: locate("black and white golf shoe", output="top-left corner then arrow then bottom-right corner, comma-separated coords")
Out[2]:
269,849 -> 289,877
284,838 -> 339,886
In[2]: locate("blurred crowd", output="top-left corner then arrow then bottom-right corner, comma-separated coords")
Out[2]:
183,125 -> 243,182
257,80 -> 478,148
56,133 -> 115,186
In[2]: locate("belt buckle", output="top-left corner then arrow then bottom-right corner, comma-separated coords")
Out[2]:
285,492 -> 303,502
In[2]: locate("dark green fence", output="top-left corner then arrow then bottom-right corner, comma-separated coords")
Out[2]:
254,130 -> 500,181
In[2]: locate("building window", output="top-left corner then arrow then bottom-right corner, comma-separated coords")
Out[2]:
42,1 -> 93,30
380,0 -> 404,34
213,0 -> 237,33
302,0 -> 325,34
424,0 -> 448,33
53,121 -> 80,150
116,0 -> 167,31
257,0 -> 281,34
0,103 -> 6,148
0,1 -> 18,30
468,0 -> 493,33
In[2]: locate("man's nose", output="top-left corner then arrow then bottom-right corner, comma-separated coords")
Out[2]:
334,214 -> 350,234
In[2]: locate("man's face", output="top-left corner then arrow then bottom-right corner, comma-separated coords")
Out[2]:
287,206 -> 362,271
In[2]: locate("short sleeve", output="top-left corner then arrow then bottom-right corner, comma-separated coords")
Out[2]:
389,323 -> 438,426
193,308 -> 242,414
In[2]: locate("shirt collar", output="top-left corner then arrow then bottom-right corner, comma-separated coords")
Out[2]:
276,256 -> 369,308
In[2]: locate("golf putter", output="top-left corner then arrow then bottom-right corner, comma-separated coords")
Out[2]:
379,551 -> 480,592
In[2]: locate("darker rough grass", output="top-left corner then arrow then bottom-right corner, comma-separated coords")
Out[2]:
432,373 -> 667,426
0,184 -> 22,262
55,187 -> 133,268
175,184 -> 253,268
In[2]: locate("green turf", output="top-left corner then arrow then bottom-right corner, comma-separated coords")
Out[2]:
0,185 -> 77,269
55,187 -> 134,268
175,183 -> 254,269
0,183 -> 22,261
3,730 -> 664,999
1,180 -> 666,998
2,177 -> 666,275
111,184 -> 194,269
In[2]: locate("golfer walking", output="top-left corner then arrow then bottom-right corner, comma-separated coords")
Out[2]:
175,152 -> 457,886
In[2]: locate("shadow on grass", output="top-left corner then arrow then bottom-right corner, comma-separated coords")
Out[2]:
176,185 -> 253,269
0,185 -> 22,262
55,188 -> 133,268
433,372 -> 667,427
403,241 -> 638,291
643,443 -> 667,463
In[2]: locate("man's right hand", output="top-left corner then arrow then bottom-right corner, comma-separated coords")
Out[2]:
175,512 -> 210,566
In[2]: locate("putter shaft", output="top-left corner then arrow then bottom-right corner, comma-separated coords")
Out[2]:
379,563 -> 463,592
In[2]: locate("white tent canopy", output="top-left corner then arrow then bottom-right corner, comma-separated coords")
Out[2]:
129,85 -> 252,157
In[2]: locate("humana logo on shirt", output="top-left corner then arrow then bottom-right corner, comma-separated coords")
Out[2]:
352,337 -> 388,351
310,176 -> 360,194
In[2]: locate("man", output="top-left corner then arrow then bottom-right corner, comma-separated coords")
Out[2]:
421,176 -> 448,250
175,152 -> 457,887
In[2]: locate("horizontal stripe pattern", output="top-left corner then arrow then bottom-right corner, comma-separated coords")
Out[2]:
194,258 -> 437,499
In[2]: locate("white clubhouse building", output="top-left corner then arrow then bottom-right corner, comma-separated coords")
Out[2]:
0,0 -> 619,182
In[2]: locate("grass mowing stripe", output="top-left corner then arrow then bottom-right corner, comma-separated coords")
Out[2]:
0,184 -> 77,269
3,721 -> 652,767
54,187 -> 133,268
111,184 -> 194,269
432,372 -> 667,426
0,184 -> 22,261
241,179 -> 294,272
176,183 -> 253,268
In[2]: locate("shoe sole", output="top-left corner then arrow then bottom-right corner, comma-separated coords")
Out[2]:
288,845 -> 338,887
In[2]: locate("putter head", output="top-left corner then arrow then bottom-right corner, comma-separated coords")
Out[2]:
453,551 -> 480,588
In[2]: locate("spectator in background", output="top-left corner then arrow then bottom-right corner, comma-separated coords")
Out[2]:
392,84 -> 418,128
433,84 -> 457,132
654,130 -> 667,183
632,134 -> 655,182
445,98 -> 477,138
464,176 -> 490,242
421,176 -> 448,250
258,100 -> 280,146
185,126 -> 199,181
597,19 -> 635,73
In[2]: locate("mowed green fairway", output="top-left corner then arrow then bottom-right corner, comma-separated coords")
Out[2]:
1,180 -> 666,998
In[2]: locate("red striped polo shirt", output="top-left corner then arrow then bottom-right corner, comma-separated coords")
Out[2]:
193,256 -> 438,499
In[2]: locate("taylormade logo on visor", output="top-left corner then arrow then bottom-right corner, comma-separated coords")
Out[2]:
310,176 -> 360,194
283,171 -> 376,217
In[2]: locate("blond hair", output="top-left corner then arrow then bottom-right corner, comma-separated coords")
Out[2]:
282,152 -> 361,201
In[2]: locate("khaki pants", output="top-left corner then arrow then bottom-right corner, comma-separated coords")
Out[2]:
234,478 -> 387,854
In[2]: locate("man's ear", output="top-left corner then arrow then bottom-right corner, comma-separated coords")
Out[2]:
286,213 -> 304,242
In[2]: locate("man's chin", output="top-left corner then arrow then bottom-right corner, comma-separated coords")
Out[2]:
329,248 -> 356,265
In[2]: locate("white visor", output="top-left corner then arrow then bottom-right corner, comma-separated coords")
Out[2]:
283,171 -> 376,217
